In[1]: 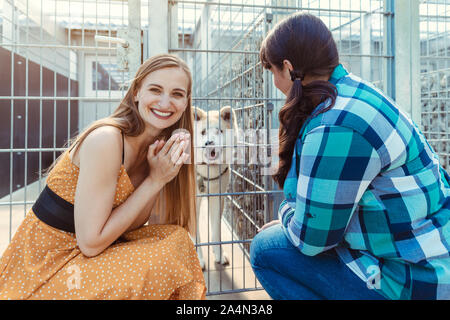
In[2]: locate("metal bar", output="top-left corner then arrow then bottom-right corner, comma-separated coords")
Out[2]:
233,102 -> 264,111
170,47 -> 394,58
227,196 -> 260,236
0,43 -> 117,50
421,55 -> 450,60
23,0 -> 30,218
0,148 -> 66,153
193,97 -> 284,101
384,0 -> 395,99
196,190 -> 283,198
194,239 -> 252,247
0,201 -> 37,206
67,0 -> 72,176
38,0 -> 44,193
230,168 -> 266,193
0,96 -> 121,101
206,287 -> 265,296
263,8 -> 273,224
172,0 -> 392,15
223,209 -> 253,287
8,0 -> 16,242
420,68 -> 450,75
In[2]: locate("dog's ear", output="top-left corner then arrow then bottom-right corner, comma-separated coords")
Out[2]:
192,107 -> 206,121
220,106 -> 235,123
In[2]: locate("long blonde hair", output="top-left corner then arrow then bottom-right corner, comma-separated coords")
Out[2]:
46,54 -> 197,234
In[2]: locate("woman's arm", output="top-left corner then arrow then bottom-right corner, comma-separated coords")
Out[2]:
124,193 -> 157,232
124,141 -> 167,232
85,176 -> 164,253
73,127 -> 164,256
74,129 -> 188,257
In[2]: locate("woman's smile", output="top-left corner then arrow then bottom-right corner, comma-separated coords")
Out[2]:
150,107 -> 174,119
134,66 -> 190,131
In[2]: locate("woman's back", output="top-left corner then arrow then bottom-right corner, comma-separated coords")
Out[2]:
293,64 -> 450,299
252,11 -> 449,300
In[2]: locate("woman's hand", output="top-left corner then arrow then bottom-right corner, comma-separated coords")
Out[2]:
257,219 -> 281,233
147,132 -> 190,187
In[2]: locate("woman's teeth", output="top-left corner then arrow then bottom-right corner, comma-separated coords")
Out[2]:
151,109 -> 173,117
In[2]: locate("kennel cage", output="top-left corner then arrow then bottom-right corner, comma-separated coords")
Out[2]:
0,0 -> 448,296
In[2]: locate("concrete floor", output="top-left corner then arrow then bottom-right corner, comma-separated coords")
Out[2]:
0,179 -> 271,300
0,180 -> 43,255
196,195 -> 271,300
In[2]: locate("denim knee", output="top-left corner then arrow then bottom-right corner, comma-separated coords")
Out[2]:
250,225 -> 285,269
250,230 -> 267,268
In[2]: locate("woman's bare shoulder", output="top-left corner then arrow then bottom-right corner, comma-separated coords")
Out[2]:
86,126 -> 122,143
71,125 -> 123,168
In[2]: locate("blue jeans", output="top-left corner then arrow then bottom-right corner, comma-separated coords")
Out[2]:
250,224 -> 386,300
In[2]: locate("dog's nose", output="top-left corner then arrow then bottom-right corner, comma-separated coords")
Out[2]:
205,140 -> 214,146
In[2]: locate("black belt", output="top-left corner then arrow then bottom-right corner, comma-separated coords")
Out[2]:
32,185 -> 75,233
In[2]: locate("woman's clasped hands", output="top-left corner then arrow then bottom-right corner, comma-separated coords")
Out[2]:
147,131 -> 191,186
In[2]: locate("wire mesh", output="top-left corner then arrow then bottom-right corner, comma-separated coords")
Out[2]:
173,0 -> 393,295
2,0 -> 447,298
420,0 -> 450,171
0,0 -> 132,260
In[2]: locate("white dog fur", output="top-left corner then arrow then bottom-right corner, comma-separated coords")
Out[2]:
192,106 -> 237,270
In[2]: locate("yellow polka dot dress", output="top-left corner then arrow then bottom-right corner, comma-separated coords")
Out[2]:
0,153 -> 206,300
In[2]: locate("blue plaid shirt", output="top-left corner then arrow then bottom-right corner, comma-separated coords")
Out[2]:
279,64 -> 450,300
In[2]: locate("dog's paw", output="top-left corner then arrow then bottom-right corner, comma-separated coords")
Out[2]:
215,253 -> 229,266
199,259 -> 206,271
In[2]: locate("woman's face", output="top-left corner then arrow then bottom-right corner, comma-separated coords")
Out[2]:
270,62 -> 293,96
134,67 -> 189,132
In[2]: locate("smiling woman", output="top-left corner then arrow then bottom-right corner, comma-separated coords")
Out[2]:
134,67 -> 189,130
0,54 -> 206,300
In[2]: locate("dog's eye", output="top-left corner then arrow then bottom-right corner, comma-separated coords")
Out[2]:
201,129 -> 206,135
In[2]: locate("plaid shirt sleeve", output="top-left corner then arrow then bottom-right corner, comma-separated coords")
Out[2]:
278,125 -> 382,256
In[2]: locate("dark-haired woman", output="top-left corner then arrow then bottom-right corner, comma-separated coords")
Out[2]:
250,12 -> 450,300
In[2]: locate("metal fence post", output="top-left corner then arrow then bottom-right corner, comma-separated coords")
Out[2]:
383,0 -> 395,100
148,0 -> 169,55
127,0 -> 141,78
394,0 -> 421,126
263,11 -> 273,224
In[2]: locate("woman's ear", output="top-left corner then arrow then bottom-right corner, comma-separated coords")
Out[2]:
282,59 -> 294,72
282,59 -> 294,79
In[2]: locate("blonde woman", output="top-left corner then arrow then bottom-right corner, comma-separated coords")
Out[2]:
0,54 -> 206,300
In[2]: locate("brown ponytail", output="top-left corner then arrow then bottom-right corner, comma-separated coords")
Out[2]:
260,13 -> 339,188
